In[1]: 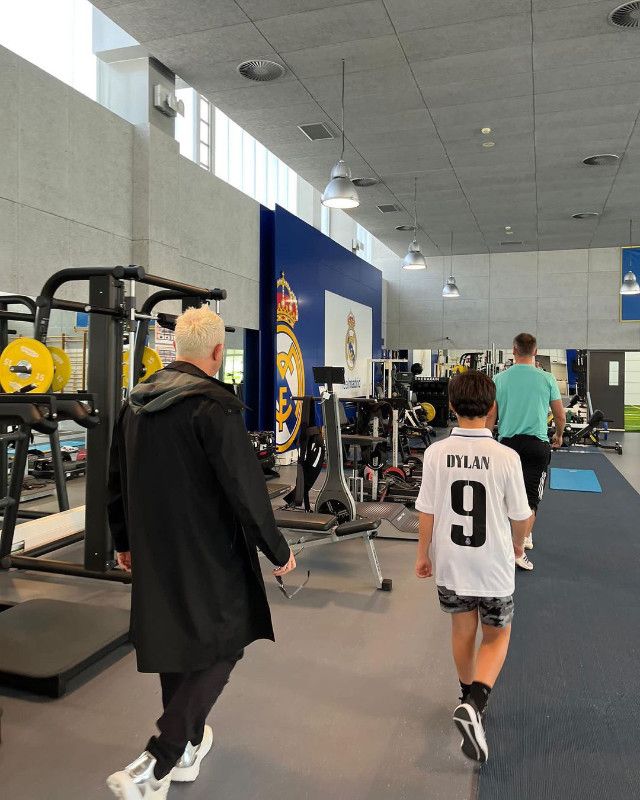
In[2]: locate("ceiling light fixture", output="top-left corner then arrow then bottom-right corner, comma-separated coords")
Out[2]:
442,231 -> 460,298
481,127 -> 492,135
395,224 -> 415,231
482,141 -> 496,148
322,60 -> 359,209
621,218 -> 640,295
402,178 -> 427,270
571,212 -> 600,220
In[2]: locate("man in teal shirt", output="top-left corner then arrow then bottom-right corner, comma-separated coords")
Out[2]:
487,333 -> 566,571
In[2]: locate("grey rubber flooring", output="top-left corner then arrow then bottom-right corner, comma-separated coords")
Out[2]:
478,450 -> 640,800
0,538 -> 476,800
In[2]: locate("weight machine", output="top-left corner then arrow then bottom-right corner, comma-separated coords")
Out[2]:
0,266 -> 227,696
274,367 -> 392,592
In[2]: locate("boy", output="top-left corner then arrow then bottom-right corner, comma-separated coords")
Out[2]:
415,371 -> 531,763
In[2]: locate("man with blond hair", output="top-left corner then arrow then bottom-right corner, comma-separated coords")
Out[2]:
107,305 -> 295,800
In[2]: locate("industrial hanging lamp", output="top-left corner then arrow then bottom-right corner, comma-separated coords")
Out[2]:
620,218 -> 640,295
442,231 -> 460,297
402,178 -> 427,269
322,60 -> 359,209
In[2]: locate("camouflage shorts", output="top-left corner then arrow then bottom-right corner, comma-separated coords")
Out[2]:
437,586 -> 514,628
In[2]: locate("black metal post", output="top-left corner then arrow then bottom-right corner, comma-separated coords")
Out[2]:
48,427 -> 70,512
0,429 -> 30,562
84,275 -> 124,572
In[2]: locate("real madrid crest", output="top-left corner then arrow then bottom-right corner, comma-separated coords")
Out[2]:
275,272 -> 305,453
345,311 -> 357,371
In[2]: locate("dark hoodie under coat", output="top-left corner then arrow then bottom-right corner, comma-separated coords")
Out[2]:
108,361 -> 290,673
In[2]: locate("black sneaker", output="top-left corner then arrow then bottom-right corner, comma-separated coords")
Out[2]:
453,700 -> 489,763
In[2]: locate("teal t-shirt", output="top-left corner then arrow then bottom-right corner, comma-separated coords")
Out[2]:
494,365 -> 561,441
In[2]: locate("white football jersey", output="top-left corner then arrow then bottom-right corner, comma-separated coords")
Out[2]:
415,427 -> 531,597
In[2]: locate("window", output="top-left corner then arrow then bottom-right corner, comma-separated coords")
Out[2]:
356,224 -> 373,263
211,106 -> 297,211
321,205 -> 331,236
0,0 -> 98,100
175,87 -> 196,161
214,107 -> 229,181
198,97 -> 211,171
223,349 -> 244,386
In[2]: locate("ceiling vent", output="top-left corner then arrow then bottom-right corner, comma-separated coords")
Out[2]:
352,177 -> 380,187
297,122 -> 334,141
609,2 -> 640,27
582,153 -> 620,166
377,203 -> 401,214
572,211 -> 600,219
500,240 -> 524,246
237,60 -> 285,82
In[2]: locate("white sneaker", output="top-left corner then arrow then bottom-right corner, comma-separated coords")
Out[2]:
171,725 -> 214,782
107,752 -> 171,799
516,553 -> 534,571
524,535 -> 533,550
453,702 -> 489,763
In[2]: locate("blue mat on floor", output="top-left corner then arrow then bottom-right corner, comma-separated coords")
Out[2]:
550,467 -> 602,493
477,453 -> 640,800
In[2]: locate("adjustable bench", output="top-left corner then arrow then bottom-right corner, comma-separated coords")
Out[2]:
273,510 -> 392,591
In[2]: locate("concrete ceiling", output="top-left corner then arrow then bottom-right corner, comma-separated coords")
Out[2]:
93,0 -> 640,256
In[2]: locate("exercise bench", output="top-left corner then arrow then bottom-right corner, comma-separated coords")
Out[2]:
273,509 -> 392,591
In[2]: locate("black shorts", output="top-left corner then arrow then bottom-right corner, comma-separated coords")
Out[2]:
437,586 -> 514,628
500,434 -> 551,512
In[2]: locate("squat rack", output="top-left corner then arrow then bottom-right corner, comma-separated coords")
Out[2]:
1,266 -> 226,582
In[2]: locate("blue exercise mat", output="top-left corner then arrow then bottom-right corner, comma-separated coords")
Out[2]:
550,467 -> 602,493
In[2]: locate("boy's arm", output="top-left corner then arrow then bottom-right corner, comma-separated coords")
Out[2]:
414,450 -> 436,578
505,455 -> 533,556
510,518 -> 529,558
416,513 -> 434,578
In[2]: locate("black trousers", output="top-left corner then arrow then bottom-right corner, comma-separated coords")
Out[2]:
146,651 -> 243,779
501,435 -> 551,511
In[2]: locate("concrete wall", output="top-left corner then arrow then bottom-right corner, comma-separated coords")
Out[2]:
0,44 -> 260,332
131,125 -> 261,329
385,248 -> 640,351
0,45 -> 133,315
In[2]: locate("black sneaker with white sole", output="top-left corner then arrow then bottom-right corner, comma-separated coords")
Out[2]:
453,701 -> 489,763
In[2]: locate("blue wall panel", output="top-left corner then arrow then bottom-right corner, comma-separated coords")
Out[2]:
259,206 -> 383,450
621,247 -> 640,321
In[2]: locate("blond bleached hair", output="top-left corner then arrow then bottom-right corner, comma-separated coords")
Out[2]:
175,305 -> 225,360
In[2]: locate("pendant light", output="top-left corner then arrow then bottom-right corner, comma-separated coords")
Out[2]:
620,218 -> 640,295
322,60 -> 359,209
442,231 -> 460,297
402,178 -> 427,269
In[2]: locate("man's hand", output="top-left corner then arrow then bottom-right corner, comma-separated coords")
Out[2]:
273,548 -> 297,577
551,432 -> 563,449
513,543 -> 524,559
415,556 -> 433,579
116,551 -> 132,572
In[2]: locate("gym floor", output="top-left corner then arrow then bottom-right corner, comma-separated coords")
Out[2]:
0,436 -> 638,799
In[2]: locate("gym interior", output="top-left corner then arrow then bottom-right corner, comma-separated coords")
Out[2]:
1,2 -> 639,799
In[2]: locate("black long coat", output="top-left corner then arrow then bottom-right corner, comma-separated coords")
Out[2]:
108,362 -> 290,673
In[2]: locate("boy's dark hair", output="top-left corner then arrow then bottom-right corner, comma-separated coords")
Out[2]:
448,370 -> 496,419
513,332 -> 537,356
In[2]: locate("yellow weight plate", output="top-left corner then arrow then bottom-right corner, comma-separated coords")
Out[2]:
122,347 -> 163,388
0,338 -> 54,394
451,364 -> 467,374
421,402 -> 436,422
49,347 -> 72,392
